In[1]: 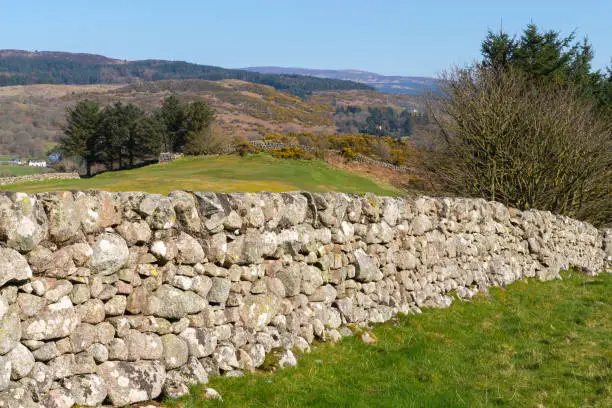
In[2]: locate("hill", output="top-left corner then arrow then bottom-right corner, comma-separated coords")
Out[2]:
0,154 -> 397,195
0,50 -> 373,97
244,66 -> 440,95
0,80 -> 427,157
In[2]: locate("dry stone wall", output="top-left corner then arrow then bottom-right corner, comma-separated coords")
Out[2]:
0,190 -> 609,407
0,173 -> 80,187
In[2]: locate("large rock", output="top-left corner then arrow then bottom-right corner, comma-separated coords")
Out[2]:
6,343 -> 34,379
116,220 -> 152,245
42,191 -> 82,243
62,374 -> 107,407
97,360 -> 166,406
207,277 -> 231,304
239,294 -> 281,330
0,194 -> 47,252
0,248 -> 32,288
22,296 -> 80,341
354,249 -> 381,282
139,194 -> 176,230
161,334 -> 189,370
178,328 -> 217,358
0,299 -> 21,354
175,232 -> 206,265
90,233 -> 129,275
163,357 -> 208,399
145,285 -> 207,319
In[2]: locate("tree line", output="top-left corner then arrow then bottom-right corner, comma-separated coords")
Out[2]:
60,95 -> 215,176
0,55 -> 373,97
334,105 -> 429,138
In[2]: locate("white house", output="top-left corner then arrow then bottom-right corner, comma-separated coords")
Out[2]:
28,160 -> 47,167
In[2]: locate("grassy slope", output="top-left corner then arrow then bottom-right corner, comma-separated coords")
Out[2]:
0,165 -> 48,176
0,155 -> 397,195
167,271 -> 611,408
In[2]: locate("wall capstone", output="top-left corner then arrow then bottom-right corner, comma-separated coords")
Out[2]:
0,190 -> 608,406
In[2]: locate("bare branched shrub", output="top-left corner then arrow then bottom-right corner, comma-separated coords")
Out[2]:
428,67 -> 611,226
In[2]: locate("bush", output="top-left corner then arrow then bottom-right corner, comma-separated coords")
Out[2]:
269,147 -> 313,160
429,66 -> 611,226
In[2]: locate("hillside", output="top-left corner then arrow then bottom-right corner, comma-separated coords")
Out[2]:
0,80 -> 426,157
0,50 -> 373,97
244,66 -> 440,95
0,154 -> 397,195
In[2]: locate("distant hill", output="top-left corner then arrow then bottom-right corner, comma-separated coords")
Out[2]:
0,50 -> 373,97
244,67 -> 439,95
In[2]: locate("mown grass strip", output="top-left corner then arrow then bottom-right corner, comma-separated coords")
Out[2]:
165,271 -> 611,408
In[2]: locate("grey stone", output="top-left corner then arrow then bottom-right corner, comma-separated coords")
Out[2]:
69,323 -> 96,352
76,299 -> 105,324
163,357 -> 208,399
239,294 -> 281,330
354,249 -> 380,282
44,280 -> 73,303
116,220 -> 152,245
97,360 -> 166,406
161,334 -> 189,370
208,277 -> 231,304
179,328 -> 217,358
104,295 -> 127,316
145,284 -> 206,318
90,233 -> 129,275
22,296 -> 79,341
62,374 -> 107,406
176,232 -> 206,265
0,247 -> 32,288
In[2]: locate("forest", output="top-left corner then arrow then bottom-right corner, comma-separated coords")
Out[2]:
0,51 -> 373,97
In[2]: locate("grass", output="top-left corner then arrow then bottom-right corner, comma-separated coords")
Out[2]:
166,271 -> 611,408
0,165 -> 49,176
0,154 -> 397,195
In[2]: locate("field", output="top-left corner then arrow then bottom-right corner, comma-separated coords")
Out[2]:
0,155 -> 397,195
166,270 -> 611,408
0,164 -> 49,176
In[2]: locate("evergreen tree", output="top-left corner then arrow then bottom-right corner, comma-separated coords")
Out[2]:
184,100 -> 217,155
157,95 -> 186,152
60,100 -> 100,176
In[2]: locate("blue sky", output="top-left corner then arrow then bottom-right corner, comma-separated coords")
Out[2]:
1,0 -> 610,77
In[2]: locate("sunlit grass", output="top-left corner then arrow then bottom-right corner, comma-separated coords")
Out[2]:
166,271 -> 611,408
0,154 -> 398,195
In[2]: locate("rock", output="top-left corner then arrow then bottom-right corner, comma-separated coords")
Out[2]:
179,328 -> 217,358
354,249 -> 380,282
162,357 -> 208,399
161,334 -> 188,370
139,194 -> 176,230
90,233 -> 129,275
104,295 -> 127,316
17,293 -> 47,318
278,349 -> 297,368
42,191 -> 82,243
360,331 -> 378,345
239,294 -> 281,330
0,301 -> 21,355
5,344 -> 34,380
97,360 -> 166,406
275,263 -> 301,296
176,232 -> 206,265
62,374 -> 107,407
0,194 -> 47,252
301,265 -> 324,295
69,284 -> 90,305
204,387 -> 223,401
87,343 -> 109,363
207,277 -> 231,304
42,387 -> 74,408
22,296 -> 80,341
0,247 -> 32,288
0,355 -> 10,392
212,345 -> 239,371
76,299 -> 105,324
32,342 -> 59,362
69,323 -> 96,352
44,280 -> 73,303
116,220 -> 152,245
145,285 -> 206,319
107,338 -> 128,361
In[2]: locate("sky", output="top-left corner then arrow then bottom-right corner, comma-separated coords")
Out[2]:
0,0 -> 610,77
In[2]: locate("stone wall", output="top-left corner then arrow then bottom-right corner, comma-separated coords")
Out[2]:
0,190 -> 609,407
0,172 -> 80,187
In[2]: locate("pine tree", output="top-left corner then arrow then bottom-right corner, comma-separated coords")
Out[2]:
60,100 -> 100,176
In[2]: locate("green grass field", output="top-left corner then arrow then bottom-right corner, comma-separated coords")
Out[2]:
0,165 -> 49,177
0,155 -> 397,195
166,271 -> 611,408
